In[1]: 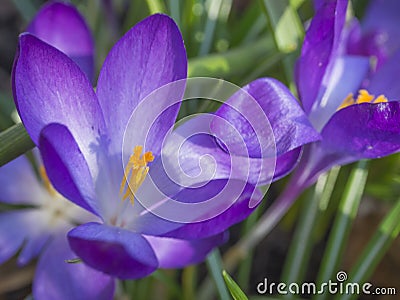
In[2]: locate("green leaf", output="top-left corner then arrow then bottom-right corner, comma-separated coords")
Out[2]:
198,0 -> 224,56
0,123 -> 35,167
289,0 -> 306,10
281,170 -> 335,290
259,0 -> 304,85
314,160 -> 369,300
259,0 -> 304,53
188,36 -> 274,78
333,197 -> 400,300
229,2 -> 267,46
0,92 -> 16,131
222,270 -> 248,300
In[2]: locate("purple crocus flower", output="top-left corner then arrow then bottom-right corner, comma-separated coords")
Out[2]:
12,10 -> 319,278
0,155 -> 115,300
13,14 -> 227,279
346,0 -> 400,70
27,1 -> 95,82
266,0 -> 400,224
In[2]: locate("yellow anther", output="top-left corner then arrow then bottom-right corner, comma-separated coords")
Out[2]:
39,165 -> 57,197
355,89 -> 374,103
337,89 -> 388,110
337,93 -> 355,110
373,94 -> 389,103
119,146 -> 154,205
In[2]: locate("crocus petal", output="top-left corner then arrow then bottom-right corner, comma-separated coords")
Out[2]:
161,183 -> 263,239
12,34 -> 105,176
17,230 -> 51,266
39,123 -> 99,216
0,155 -> 44,205
211,78 -> 320,157
34,236 -> 115,300
296,0 -> 348,114
307,55 -> 370,130
153,120 -> 234,189
321,102 -> 400,161
362,0 -> 400,55
144,232 -> 228,268
153,113 -> 275,191
68,222 -> 158,279
0,210 -> 43,264
96,14 -> 187,157
346,19 -> 388,69
273,147 -> 302,181
368,49 -> 400,101
313,0 -> 324,10
159,109 -> 302,188
27,1 -> 94,81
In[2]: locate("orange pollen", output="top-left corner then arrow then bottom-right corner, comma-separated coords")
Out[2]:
119,146 -> 154,205
337,89 -> 388,110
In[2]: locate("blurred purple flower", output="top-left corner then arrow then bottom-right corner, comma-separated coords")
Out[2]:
0,3 -> 114,299
346,0 -> 400,70
26,1 -> 95,81
270,0 -> 400,221
0,155 -> 115,300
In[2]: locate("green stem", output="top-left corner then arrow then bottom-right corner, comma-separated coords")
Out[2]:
145,0 -> 166,14
224,175 -> 305,272
314,160 -> 369,300
203,249 -> 230,300
281,172 -> 330,290
334,198 -> 400,300
196,174 -> 305,299
0,123 -> 35,167
237,205 -> 264,291
281,167 -> 340,288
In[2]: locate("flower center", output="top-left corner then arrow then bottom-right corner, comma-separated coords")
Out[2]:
119,145 -> 154,205
337,89 -> 388,110
39,165 -> 84,226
